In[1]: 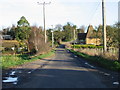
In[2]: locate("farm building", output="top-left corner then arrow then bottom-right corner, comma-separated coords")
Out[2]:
77,25 -> 101,45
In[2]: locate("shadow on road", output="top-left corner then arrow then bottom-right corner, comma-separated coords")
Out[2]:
2,44 -> 119,88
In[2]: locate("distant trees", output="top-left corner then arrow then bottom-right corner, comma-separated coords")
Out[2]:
2,26 -> 16,40
96,24 -> 119,48
8,25 -> 16,39
47,24 -> 64,44
1,15 -> 119,54
55,24 -> 63,31
47,22 -> 77,44
62,22 -> 76,41
77,25 -> 85,33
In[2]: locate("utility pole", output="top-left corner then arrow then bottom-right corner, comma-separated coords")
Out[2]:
51,25 -> 54,48
118,1 -> 120,63
102,0 -> 107,52
37,2 -> 51,43
73,29 -> 76,50
74,29 -> 76,41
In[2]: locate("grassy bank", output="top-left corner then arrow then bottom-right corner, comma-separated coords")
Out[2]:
1,50 -> 55,69
68,49 -> 120,72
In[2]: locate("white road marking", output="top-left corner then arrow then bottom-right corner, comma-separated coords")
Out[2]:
3,77 -> 18,83
104,73 -> 110,76
13,82 -> 17,85
28,72 -> 31,74
113,82 -> 119,85
74,56 -> 77,57
10,71 -> 16,75
85,62 -> 96,68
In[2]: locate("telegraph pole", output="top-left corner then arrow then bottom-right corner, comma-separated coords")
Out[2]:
37,2 -> 51,43
118,1 -> 120,63
51,25 -> 54,48
102,0 -> 107,52
73,29 -> 76,50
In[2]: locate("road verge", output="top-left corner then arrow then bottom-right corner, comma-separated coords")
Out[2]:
67,49 -> 120,72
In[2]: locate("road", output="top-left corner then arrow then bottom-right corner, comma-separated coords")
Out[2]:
2,45 -> 119,88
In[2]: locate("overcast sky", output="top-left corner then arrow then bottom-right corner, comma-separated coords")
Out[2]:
0,0 -> 119,30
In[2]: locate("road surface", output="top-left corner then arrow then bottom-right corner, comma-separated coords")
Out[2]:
2,45 -> 119,88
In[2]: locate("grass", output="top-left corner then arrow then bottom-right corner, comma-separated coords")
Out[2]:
75,48 -> 118,60
1,50 -> 55,69
68,49 -> 120,72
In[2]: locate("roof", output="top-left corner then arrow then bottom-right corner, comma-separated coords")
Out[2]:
86,25 -> 94,38
78,33 -> 87,40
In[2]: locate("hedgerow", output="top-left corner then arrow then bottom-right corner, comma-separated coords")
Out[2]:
71,45 -> 103,49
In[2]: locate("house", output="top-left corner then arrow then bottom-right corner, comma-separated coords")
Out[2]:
0,35 -> 13,40
77,25 -> 101,45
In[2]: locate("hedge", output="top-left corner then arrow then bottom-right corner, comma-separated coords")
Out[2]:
71,45 -> 103,49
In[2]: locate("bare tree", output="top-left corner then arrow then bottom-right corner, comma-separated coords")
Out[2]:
28,26 -> 50,55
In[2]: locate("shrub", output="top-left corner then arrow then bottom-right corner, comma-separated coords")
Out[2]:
28,26 -> 50,55
72,45 -> 103,49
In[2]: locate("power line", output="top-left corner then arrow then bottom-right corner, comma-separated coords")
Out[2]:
89,2 -> 101,25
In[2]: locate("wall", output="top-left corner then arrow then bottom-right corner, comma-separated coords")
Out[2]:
86,38 -> 101,45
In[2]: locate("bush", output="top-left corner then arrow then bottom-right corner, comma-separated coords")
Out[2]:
28,26 -> 50,55
71,45 -> 103,49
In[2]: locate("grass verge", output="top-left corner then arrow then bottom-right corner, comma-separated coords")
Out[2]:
1,50 -> 55,69
68,49 -> 120,72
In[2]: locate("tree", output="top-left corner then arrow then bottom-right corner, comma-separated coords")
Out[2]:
16,16 -> 31,51
77,25 -> 85,33
63,22 -> 74,41
28,26 -> 50,54
2,28 -> 10,35
55,24 -> 63,31
117,22 -> 120,63
16,16 -> 31,41
54,30 -> 64,44
8,25 -> 16,39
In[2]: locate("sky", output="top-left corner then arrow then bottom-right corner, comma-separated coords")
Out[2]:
0,0 -> 119,30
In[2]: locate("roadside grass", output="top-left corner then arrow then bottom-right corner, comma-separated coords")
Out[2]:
1,50 -> 55,69
68,49 -> 120,72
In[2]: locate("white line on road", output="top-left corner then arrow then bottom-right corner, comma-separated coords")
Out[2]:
74,55 -> 77,57
104,73 -> 110,76
85,62 -> 96,68
113,82 -> 119,85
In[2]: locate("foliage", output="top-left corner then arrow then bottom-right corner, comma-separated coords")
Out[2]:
97,25 -> 119,48
16,16 -> 31,41
7,25 -> 16,39
47,27 -> 64,44
106,25 -> 118,47
62,22 -> 77,41
71,44 -> 103,49
55,24 -> 63,31
77,25 -> 85,33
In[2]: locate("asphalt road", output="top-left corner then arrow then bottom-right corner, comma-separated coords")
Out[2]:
3,45 -> 119,88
